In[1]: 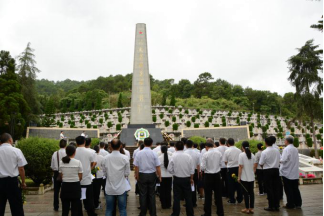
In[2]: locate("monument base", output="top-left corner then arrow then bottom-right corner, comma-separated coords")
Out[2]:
120,124 -> 164,146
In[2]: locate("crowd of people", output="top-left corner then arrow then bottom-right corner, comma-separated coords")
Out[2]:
0,132 -> 303,216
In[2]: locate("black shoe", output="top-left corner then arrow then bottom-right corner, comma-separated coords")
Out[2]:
264,207 -> 274,211
137,207 -> 141,209
283,205 -> 294,209
237,200 -> 243,204
227,200 -> 236,204
54,208 -> 59,212
274,208 -> 280,211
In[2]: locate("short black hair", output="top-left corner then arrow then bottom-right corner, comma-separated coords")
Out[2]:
144,137 -> 153,146
94,145 -> 100,153
269,136 -> 276,144
85,138 -> 91,147
156,142 -> 161,146
219,138 -> 226,145
265,137 -> 273,146
257,143 -> 263,150
100,142 -> 105,148
175,141 -> 184,150
193,143 -> 198,148
181,137 -> 188,144
170,141 -> 175,147
206,142 -> 214,148
227,138 -> 235,146
0,133 -> 12,143
59,139 -> 67,148
75,136 -> 86,145
186,140 -> 194,148
215,141 -> 220,147
111,139 -> 121,150
200,143 -> 206,150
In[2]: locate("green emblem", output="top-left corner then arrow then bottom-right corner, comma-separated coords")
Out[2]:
134,128 -> 150,141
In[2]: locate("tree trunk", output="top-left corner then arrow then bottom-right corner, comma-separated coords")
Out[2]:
311,119 -> 319,158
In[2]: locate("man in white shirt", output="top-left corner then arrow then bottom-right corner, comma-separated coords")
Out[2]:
102,139 -> 130,216
122,143 -> 131,160
85,138 -> 97,168
74,136 -> 97,216
201,142 -> 224,216
99,142 -> 108,157
81,131 -> 86,137
269,136 -> 283,200
223,138 -> 243,204
217,138 -> 228,198
185,140 -> 200,207
0,133 -> 28,216
152,142 -> 161,155
168,141 -> 176,153
168,141 -> 194,216
259,137 -> 281,212
280,135 -> 302,209
50,139 -> 67,211
60,131 -> 65,140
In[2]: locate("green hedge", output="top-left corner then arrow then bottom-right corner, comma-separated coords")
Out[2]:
310,149 -> 323,158
17,137 -> 60,185
189,136 -> 206,146
235,140 -> 264,154
90,138 -> 101,149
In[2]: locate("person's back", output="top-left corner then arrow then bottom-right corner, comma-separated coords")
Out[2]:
223,145 -> 241,168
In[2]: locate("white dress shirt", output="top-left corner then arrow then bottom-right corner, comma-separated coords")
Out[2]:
280,144 -> 299,180
51,148 -> 67,171
168,147 -> 176,153
216,145 -> 228,168
201,148 -> 222,174
167,151 -> 194,178
87,148 -> 97,163
59,158 -> 83,182
238,152 -> 255,182
200,148 -> 207,161
102,151 -> 130,195
254,151 -> 262,170
157,151 -> 172,157
0,143 -> 27,178
95,154 -> 105,178
259,146 -> 280,169
75,147 -> 95,185
185,148 -> 201,170
99,148 -> 109,157
158,154 -> 173,178
81,133 -> 86,137
133,147 -> 161,173
60,133 -> 64,139
124,149 -> 131,160
223,146 -> 241,168
152,145 -> 161,155
133,147 -> 140,160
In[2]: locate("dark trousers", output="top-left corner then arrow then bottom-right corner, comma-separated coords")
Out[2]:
279,176 -> 284,199
220,168 -> 228,197
138,173 -> 157,216
79,184 -> 96,216
61,198 -> 79,216
204,173 -> 224,216
53,171 -> 62,210
172,177 -> 194,216
60,181 -> 81,216
0,177 -> 24,216
160,177 -> 172,208
256,169 -> 265,194
263,168 -> 280,209
227,167 -> 243,203
191,169 -> 198,206
93,178 -> 102,208
241,181 -> 254,209
282,177 -> 302,207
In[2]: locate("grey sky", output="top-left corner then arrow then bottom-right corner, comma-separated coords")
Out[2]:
0,0 -> 322,95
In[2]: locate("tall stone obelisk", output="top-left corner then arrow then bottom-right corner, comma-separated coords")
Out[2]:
130,23 -> 152,124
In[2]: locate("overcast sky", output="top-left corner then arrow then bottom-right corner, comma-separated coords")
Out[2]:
0,0 -> 322,95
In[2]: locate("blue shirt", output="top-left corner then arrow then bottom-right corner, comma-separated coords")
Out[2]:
133,147 -> 161,173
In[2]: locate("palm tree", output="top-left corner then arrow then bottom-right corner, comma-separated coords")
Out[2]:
288,39 -> 323,158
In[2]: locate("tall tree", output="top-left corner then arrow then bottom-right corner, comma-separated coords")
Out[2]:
117,93 -> 123,108
310,16 -> 323,32
17,42 -> 41,119
288,39 -> 323,158
193,72 -> 214,98
170,94 -> 176,106
0,51 -> 29,140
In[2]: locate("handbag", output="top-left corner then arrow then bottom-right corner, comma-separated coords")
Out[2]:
56,151 -> 62,182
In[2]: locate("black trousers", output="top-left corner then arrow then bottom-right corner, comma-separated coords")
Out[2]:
93,178 -> 102,208
220,168 -> 228,197
263,168 -> 280,209
79,184 -> 96,216
160,177 -> 172,208
282,177 -> 302,208
172,177 -> 194,216
227,167 -> 243,203
191,169 -> 198,206
204,173 -> 224,216
241,181 -> 254,209
60,182 -> 81,216
0,177 -> 24,216
53,171 -> 62,210
256,169 -> 265,194
138,173 -> 157,216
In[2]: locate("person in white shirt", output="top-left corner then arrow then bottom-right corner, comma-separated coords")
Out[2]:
81,131 -> 86,137
269,136 -> 283,200
133,141 -> 143,196
50,139 -> 67,211
158,145 -> 173,209
238,141 -> 255,214
193,143 -> 200,153
122,143 -> 131,160
167,141 -> 194,216
217,138 -> 229,198
168,141 -> 176,154
59,144 -> 83,216
74,136 -> 97,216
0,133 -> 27,216
200,142 -> 224,216
152,142 -> 161,155
85,138 -> 97,168
93,145 -> 105,210
254,143 -> 265,195
102,139 -> 130,216
280,135 -> 302,209
185,140 -> 200,207
223,138 -> 243,204
198,143 -> 206,199
60,131 -> 65,140
259,137 -> 281,212
99,142 -> 108,157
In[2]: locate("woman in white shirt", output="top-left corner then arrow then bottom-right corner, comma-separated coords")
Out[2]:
158,145 -> 173,209
93,145 -> 105,209
238,141 -> 255,214
59,145 -> 83,216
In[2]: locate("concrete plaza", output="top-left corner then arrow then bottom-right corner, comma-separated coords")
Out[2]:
5,172 -> 323,216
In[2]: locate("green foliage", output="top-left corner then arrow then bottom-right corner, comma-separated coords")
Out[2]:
168,109 -> 173,114
320,128 -> 323,134
310,149 -> 323,158
184,110 -> 189,114
290,127 -> 295,133
172,116 -> 176,122
235,140 -> 264,154
170,94 -> 176,106
99,118 -> 103,124
179,114 -> 183,119
107,121 -> 113,128
172,123 -> 179,131
191,116 -> 196,123
222,122 -> 226,127
93,125 -> 97,128
250,131 -> 254,137
214,124 -> 220,127
118,115 -> 122,123
117,93 -> 123,108
306,134 -> 311,139
306,138 -> 313,148
152,110 -> 155,114
17,137 -> 59,185
194,123 -> 199,128
165,121 -> 170,127
116,124 -> 122,130
293,137 -> 300,148
159,113 -> 164,119
152,115 -> 157,122
204,121 -> 209,127
208,117 -> 213,123
87,123 -> 91,128
189,136 -> 206,145
90,138 -> 100,149
317,134 -> 322,140
186,121 -> 191,127
277,132 -> 283,138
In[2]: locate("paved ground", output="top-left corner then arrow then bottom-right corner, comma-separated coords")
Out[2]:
5,172 -> 323,216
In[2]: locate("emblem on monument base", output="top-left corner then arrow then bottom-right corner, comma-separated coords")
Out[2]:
134,128 -> 150,141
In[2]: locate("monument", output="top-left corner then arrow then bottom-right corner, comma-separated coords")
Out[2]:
120,23 -> 164,145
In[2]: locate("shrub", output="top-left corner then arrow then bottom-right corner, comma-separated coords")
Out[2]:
79,119 -> 83,124
320,128 -> 323,134
87,123 -> 91,128
306,134 -> 311,139
184,110 -> 189,114
116,124 -> 122,130
290,127 -> 295,133
118,116 -> 122,123
85,119 -> 89,125
107,121 -> 113,128
93,125 -> 98,128
235,140 -> 264,154
168,109 -> 173,114
165,121 -> 170,127
159,113 -> 164,119
17,137 -> 59,185
61,116 -> 64,121
90,138 -> 100,149
59,122 -> 63,128
293,137 -> 299,148
186,121 -> 191,127
172,123 -> 179,131
99,118 -> 103,124
172,116 -> 176,122
191,117 -> 196,123
310,149 -> 323,158
152,110 -> 155,114
306,138 -> 313,148
316,134 -> 322,140
277,132 -> 283,138
194,123 -> 199,128
222,122 -> 226,127
250,132 -> 254,137
189,136 -> 206,145
204,121 -> 209,127
208,117 -> 213,123
214,124 -> 220,127
91,117 -> 95,122
179,114 -> 183,119
152,116 -> 157,122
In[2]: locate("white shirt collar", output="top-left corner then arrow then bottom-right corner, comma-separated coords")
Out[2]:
1,143 -> 11,147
